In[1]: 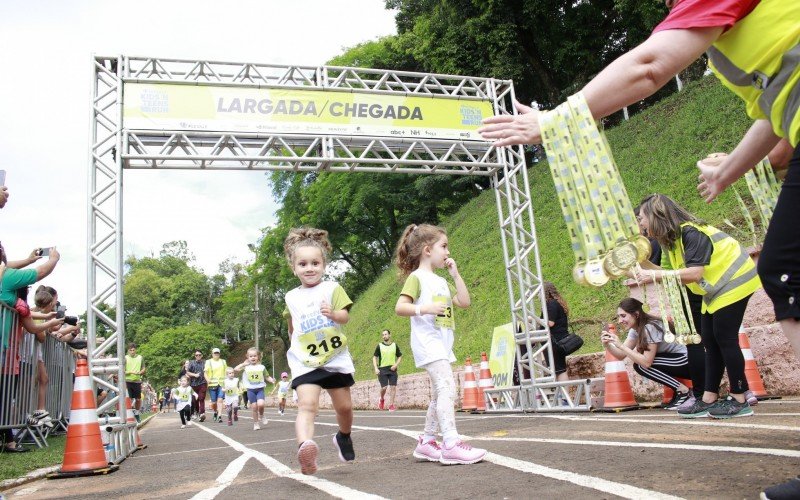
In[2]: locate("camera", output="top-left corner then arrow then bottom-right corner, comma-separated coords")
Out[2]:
64,316 -> 79,326
55,304 -> 78,326
55,305 -> 67,319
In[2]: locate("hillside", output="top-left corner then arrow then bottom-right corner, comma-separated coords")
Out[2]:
344,76 -> 754,381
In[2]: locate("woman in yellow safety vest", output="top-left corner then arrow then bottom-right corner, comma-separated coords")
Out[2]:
637,194 -> 761,419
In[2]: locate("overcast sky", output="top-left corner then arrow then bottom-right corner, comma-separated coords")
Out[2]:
0,1 -> 397,313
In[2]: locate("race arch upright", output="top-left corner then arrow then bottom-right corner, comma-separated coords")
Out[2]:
87,55 -> 597,455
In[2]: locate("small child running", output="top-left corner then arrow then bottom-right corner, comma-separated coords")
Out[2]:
394,223 -> 486,465
172,376 -> 198,429
223,367 -> 240,426
270,372 -> 291,415
234,348 -> 276,430
283,227 -> 356,475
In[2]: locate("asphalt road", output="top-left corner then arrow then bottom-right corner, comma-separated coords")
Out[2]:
5,399 -> 800,499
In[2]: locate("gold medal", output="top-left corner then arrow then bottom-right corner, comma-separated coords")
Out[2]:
691,334 -> 702,344
603,253 -> 625,278
633,235 -> 652,263
572,263 -> 589,286
664,332 -> 675,343
584,259 -> 609,287
611,241 -> 638,270
641,302 -> 650,313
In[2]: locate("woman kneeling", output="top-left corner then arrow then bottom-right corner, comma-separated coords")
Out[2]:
601,298 -> 691,410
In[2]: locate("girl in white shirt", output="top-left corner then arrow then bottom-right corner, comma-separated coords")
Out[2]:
171,376 -> 197,429
234,348 -> 276,430
283,227 -> 356,475
394,223 -> 486,465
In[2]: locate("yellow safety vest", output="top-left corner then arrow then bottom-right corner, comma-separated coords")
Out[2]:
707,0 -> 800,147
125,355 -> 143,382
666,222 -> 761,314
205,359 -> 227,387
377,342 -> 398,368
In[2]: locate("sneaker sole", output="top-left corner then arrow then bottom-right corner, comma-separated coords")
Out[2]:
298,441 -> 319,475
679,411 -> 709,419
439,451 -> 487,465
332,434 -> 355,462
413,450 -> 441,462
708,410 -> 754,419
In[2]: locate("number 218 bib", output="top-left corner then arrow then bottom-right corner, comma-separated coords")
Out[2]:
297,327 -> 348,367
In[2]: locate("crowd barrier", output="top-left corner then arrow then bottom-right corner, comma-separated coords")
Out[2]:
0,302 -> 75,448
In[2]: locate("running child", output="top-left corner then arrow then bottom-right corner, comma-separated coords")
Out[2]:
172,376 -> 197,429
234,348 -> 276,430
394,223 -> 486,465
223,367 -> 240,426
283,227 -> 356,475
270,372 -> 291,415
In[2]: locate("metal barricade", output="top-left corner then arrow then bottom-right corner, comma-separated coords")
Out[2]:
0,302 -> 75,448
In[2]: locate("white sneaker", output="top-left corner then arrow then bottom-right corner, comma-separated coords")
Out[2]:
187,421 -> 193,426
181,424 -> 186,429
439,441 -> 486,465
261,416 -> 269,425
254,422 -> 261,431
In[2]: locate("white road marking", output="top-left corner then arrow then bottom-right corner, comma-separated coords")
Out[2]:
190,453 -> 251,500
194,422 -> 386,499
539,415 -> 800,432
311,422 -> 684,499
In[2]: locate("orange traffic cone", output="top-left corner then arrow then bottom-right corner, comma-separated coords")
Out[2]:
125,397 -> 147,451
601,349 -> 638,409
460,357 -> 479,411
47,359 -> 118,478
739,326 -> 767,397
662,378 -> 693,406
476,352 -> 495,411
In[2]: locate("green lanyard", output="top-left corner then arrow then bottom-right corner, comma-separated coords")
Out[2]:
650,271 -> 675,344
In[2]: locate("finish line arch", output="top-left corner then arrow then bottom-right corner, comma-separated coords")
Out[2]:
87,55 -> 596,459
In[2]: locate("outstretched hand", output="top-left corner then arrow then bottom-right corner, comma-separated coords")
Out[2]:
697,153 -> 729,203
478,100 -> 542,147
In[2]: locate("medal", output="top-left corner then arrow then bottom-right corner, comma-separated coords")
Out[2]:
664,332 -> 675,343
691,334 -> 702,344
584,259 -> 609,287
611,241 -> 638,270
633,235 -> 652,263
603,253 -> 625,278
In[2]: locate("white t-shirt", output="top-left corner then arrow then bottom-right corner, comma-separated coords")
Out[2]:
173,386 -> 194,411
401,269 -> 456,368
277,380 -> 290,397
285,280 -> 354,379
241,364 -> 269,389
223,377 -> 240,405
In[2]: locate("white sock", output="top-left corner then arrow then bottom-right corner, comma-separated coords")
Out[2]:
442,431 -> 459,448
422,434 -> 437,443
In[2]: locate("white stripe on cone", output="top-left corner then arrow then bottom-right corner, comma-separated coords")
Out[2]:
742,349 -> 755,361
73,376 -> 92,392
479,378 -> 493,387
605,361 -> 627,373
69,408 -> 100,425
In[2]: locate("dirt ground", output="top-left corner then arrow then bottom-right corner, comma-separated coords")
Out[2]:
4,399 -> 800,499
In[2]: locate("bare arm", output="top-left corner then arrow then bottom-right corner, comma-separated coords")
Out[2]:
636,266 -> 705,285
7,249 -> 41,270
35,249 -> 60,280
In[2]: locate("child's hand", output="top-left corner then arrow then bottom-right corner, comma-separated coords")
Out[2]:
320,300 -> 334,319
444,257 -> 459,277
425,302 -> 448,316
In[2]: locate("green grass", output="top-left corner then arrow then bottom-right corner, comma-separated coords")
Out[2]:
0,435 -> 66,482
345,76 -> 754,380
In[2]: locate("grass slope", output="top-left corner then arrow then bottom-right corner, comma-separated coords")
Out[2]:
346,76 -> 753,381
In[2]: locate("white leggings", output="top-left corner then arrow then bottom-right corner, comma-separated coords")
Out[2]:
422,359 -> 457,441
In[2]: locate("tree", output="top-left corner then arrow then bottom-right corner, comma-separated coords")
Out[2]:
138,323 -> 223,388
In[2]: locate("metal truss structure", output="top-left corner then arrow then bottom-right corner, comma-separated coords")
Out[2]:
88,55 -> 596,461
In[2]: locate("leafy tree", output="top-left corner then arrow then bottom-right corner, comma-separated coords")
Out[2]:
138,323 -> 224,388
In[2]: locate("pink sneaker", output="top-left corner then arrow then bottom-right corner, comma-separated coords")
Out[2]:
412,436 -> 441,462
378,399 -> 385,410
297,440 -> 319,475
388,405 -> 396,412
440,441 -> 486,465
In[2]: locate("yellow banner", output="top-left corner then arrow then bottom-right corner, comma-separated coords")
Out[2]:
122,83 -> 493,141
488,323 -> 516,389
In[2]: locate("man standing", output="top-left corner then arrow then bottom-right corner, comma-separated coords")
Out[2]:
187,350 -> 207,421
204,348 -> 227,423
124,343 -> 146,422
373,329 -> 402,411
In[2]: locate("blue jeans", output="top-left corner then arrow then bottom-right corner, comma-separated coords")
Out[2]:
209,386 -> 223,402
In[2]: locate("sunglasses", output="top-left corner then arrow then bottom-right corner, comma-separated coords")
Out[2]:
194,353 -> 202,356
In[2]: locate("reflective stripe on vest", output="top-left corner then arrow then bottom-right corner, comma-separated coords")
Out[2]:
708,43 -> 800,141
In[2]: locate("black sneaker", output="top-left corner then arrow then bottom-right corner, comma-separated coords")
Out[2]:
761,476 -> 800,499
333,432 -> 355,462
663,391 -> 690,411
708,396 -> 753,419
678,399 -> 715,419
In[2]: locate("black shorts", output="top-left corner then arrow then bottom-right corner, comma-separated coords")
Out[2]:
549,337 -> 568,375
378,367 -> 398,387
126,381 -> 142,400
291,369 -> 355,390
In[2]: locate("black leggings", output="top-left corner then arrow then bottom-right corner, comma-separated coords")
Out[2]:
179,406 -> 191,425
683,289 -> 706,398
633,351 -> 691,390
758,144 -> 800,321
701,295 -> 751,395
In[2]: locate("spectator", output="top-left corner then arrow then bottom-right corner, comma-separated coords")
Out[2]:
542,281 -> 573,383
372,329 -> 402,411
124,343 -> 146,421
187,349 -> 207,421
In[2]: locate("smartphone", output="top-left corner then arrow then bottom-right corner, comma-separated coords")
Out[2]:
41,248 -> 51,257
0,170 -> 5,186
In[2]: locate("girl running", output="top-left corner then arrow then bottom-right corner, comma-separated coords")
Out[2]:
270,372 -> 291,416
172,376 -> 197,429
234,348 -> 275,430
601,298 -> 692,409
223,367 -> 240,426
394,223 -> 486,465
283,227 -> 356,475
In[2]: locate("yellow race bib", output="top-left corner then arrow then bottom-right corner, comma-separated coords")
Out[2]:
225,387 -> 238,397
297,327 -> 348,367
247,370 -> 263,384
433,295 -> 454,330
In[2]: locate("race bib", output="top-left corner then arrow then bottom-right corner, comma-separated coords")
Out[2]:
179,391 -> 190,401
225,386 -> 238,396
247,370 -> 263,384
297,327 -> 348,367
433,295 -> 454,330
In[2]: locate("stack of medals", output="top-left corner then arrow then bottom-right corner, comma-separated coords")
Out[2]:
743,157 -> 781,233
540,93 -> 650,286
650,270 -> 701,345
